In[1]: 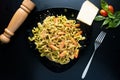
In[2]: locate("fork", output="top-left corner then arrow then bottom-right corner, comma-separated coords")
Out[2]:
81,31 -> 106,79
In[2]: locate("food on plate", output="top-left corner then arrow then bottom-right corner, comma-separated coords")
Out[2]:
28,15 -> 85,65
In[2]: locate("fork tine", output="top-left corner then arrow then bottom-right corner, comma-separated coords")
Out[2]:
96,31 -> 106,42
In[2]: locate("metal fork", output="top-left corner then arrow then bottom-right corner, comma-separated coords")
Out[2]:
81,31 -> 106,79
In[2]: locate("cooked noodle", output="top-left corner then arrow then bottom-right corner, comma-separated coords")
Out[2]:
28,15 -> 85,64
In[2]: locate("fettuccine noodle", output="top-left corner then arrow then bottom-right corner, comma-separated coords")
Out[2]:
28,15 -> 85,64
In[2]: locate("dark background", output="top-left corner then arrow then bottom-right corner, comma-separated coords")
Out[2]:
0,0 -> 120,80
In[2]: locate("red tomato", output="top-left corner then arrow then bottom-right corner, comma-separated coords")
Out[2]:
108,5 -> 114,13
100,9 -> 108,17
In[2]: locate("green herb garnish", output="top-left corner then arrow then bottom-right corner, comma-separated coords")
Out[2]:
95,0 -> 120,29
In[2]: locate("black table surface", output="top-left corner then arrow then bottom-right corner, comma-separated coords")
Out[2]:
0,0 -> 120,80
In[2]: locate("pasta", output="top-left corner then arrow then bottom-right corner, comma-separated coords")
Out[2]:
28,15 -> 85,65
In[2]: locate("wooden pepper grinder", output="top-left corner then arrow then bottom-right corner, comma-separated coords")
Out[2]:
0,0 -> 35,43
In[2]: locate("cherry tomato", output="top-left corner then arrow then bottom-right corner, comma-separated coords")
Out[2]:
108,5 -> 114,13
100,9 -> 108,17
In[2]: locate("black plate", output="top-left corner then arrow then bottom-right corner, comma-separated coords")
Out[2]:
27,8 -> 92,73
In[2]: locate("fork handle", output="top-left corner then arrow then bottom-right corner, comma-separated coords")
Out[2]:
0,0 -> 35,43
81,50 -> 96,79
